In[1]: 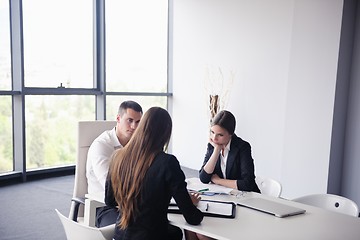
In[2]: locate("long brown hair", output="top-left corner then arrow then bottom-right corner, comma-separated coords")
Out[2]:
109,107 -> 172,229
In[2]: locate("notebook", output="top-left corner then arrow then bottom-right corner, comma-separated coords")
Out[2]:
237,197 -> 306,218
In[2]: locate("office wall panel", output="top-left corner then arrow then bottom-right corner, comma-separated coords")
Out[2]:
341,1 -> 360,207
171,0 -> 344,198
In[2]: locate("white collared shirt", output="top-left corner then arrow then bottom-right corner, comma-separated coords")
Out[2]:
86,127 -> 122,194
220,139 -> 231,179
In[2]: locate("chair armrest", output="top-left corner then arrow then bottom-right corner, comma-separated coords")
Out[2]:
71,197 -> 86,221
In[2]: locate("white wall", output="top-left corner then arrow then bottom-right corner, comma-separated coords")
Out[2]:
171,0 -> 344,199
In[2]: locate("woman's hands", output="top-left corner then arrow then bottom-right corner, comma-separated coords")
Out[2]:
210,173 -> 221,184
203,138 -> 223,175
211,174 -> 238,189
209,137 -> 224,153
189,191 -> 201,206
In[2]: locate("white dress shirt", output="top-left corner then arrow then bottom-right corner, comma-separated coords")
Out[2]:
86,127 -> 122,194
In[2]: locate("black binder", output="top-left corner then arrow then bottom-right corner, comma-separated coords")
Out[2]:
168,200 -> 236,218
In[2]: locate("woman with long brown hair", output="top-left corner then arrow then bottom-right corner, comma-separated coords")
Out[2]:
105,107 -> 203,240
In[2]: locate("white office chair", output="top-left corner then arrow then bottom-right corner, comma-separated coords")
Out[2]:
56,209 -> 114,240
69,121 -> 116,224
293,193 -> 359,217
255,176 -> 282,198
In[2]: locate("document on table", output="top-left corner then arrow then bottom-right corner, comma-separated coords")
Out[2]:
198,200 -> 236,217
186,177 -> 234,195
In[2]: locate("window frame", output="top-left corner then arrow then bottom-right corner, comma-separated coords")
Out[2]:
0,0 -> 172,182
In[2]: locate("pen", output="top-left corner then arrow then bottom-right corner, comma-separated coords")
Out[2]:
205,203 -> 209,211
198,188 -> 209,193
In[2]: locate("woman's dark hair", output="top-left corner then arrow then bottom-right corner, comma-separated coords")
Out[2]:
211,110 -> 236,135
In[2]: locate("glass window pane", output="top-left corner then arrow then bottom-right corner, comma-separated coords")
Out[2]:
106,96 -> 167,120
25,95 -> 95,170
106,0 -> 168,92
0,0 -> 11,90
0,96 -> 13,173
22,0 -> 93,88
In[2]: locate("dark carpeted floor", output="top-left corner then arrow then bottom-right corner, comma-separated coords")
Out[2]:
0,175 -> 74,240
0,167 -> 198,240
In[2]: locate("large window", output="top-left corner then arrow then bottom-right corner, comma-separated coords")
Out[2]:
22,0 -> 93,88
0,96 -> 13,173
0,0 -> 11,90
0,0 -> 13,174
0,0 -> 170,179
106,0 -> 168,93
25,96 -> 95,170
21,0 -> 94,171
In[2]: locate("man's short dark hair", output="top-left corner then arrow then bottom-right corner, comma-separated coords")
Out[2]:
118,101 -> 143,116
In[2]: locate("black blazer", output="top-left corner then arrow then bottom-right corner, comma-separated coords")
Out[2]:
105,151 -> 203,240
199,134 -> 260,193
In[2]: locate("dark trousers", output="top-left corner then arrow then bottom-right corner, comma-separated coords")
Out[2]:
96,206 -> 118,227
167,224 -> 183,240
97,207 -> 183,240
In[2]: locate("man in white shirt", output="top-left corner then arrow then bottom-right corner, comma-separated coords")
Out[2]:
86,100 -> 142,227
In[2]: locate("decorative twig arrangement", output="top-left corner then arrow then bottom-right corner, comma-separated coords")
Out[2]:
204,66 -> 235,121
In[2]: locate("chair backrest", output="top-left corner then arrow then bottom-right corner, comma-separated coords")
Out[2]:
292,193 -> 359,217
56,209 -> 114,240
255,176 -> 282,198
69,121 -> 116,219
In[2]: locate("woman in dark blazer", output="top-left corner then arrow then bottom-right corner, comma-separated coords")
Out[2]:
199,110 -> 260,193
105,107 -> 203,240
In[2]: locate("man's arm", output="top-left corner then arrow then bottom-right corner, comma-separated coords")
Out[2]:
87,139 -> 115,192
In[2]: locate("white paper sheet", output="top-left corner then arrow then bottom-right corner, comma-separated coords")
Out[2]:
186,177 -> 234,194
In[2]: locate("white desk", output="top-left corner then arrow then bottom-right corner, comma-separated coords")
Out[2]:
85,181 -> 360,240
169,192 -> 360,240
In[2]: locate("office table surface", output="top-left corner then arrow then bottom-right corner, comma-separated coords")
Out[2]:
168,192 -> 360,240
85,187 -> 360,240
